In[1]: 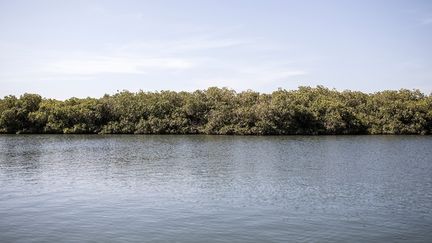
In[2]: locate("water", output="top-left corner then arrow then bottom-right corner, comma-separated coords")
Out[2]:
0,135 -> 431,242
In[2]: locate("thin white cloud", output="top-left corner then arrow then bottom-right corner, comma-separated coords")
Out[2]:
422,17 -> 432,25
41,56 -> 194,75
116,38 -> 249,54
0,33 -> 309,97
239,68 -> 307,79
189,66 -> 308,92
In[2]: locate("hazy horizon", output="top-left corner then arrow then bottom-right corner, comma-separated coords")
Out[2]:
1,0 -> 432,99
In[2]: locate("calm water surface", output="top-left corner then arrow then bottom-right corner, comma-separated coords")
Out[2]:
0,135 -> 432,242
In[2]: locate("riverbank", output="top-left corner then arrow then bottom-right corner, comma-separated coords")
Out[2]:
1,86 -> 431,135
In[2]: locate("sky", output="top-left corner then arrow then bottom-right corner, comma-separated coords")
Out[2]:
0,0 -> 432,99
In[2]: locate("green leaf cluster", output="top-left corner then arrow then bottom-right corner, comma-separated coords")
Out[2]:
1,86 -> 431,135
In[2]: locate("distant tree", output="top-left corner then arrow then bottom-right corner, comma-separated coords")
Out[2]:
0,87 -> 430,135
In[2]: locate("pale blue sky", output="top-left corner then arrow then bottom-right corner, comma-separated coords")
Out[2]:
1,0 -> 431,99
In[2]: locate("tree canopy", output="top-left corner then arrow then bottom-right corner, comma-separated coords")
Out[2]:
1,86 -> 431,135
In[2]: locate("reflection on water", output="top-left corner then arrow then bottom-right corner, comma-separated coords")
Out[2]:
1,135 -> 432,242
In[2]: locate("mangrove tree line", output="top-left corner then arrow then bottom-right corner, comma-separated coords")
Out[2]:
1,86 -> 431,135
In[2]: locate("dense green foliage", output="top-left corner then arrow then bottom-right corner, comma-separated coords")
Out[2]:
1,86 -> 431,135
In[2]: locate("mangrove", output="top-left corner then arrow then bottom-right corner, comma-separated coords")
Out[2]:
1,86 -> 431,135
